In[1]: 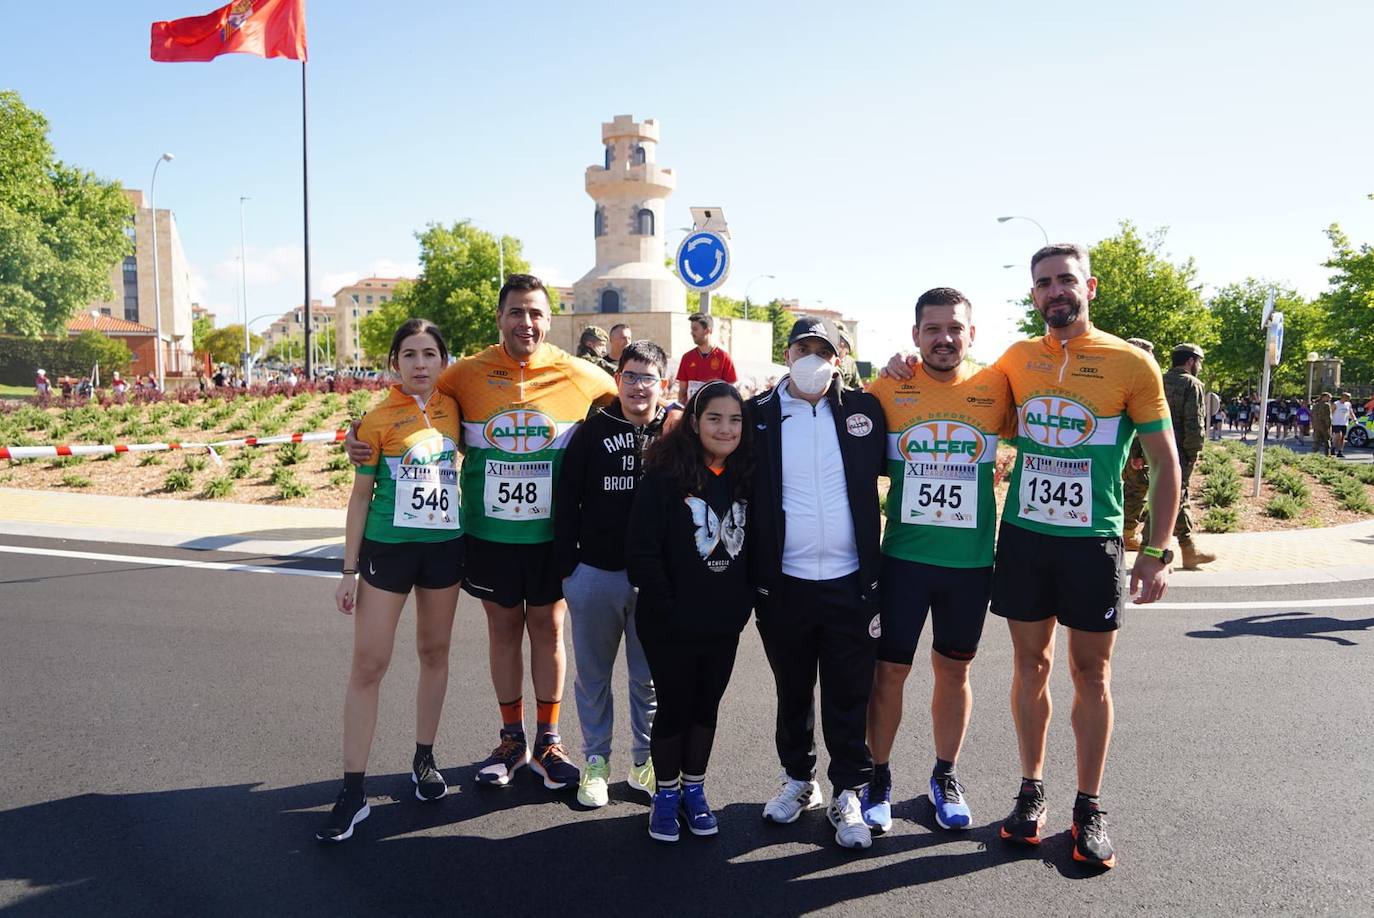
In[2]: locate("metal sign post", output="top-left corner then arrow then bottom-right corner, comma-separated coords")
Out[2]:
675,208 -> 731,314
1253,292 -> 1283,496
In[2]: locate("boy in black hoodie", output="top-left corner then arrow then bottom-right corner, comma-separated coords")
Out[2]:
554,341 -> 676,808
627,381 -> 754,843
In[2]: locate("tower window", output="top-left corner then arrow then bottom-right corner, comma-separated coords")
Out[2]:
594,207 -> 605,238
604,144 -> 614,170
635,208 -> 654,236
599,289 -> 620,313
632,144 -> 646,166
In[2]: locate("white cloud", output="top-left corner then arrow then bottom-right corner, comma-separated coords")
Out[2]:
212,245 -> 306,287
529,263 -> 571,287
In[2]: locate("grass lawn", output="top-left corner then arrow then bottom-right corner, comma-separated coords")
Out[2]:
0,385 -> 34,400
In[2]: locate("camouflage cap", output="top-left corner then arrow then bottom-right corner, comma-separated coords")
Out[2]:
1125,337 -> 1155,353
1172,342 -> 1205,361
834,320 -> 853,348
580,325 -> 609,343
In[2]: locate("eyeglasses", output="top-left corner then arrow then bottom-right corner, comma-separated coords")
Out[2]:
619,372 -> 661,388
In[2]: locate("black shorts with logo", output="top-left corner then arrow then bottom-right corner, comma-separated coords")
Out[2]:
990,522 -> 1125,632
878,556 -> 992,665
358,536 -> 465,594
462,536 -> 563,608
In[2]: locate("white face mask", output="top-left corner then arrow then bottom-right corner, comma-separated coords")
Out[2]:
790,353 -> 836,396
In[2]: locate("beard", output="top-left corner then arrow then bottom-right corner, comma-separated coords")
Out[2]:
1040,298 -> 1081,329
923,345 -> 961,370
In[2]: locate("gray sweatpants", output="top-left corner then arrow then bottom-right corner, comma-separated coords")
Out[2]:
563,563 -> 656,764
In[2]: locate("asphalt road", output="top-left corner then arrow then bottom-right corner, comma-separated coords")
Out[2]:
1,534 -> 1371,917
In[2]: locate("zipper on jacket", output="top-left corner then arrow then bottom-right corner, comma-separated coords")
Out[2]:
408,391 -> 435,429
813,407 -> 827,580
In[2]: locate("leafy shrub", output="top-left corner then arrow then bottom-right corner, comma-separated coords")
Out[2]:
50,455 -> 84,469
227,456 -> 254,479
164,470 -> 193,492
1265,495 -> 1303,519
329,470 -> 352,487
1331,478 -> 1374,513
60,472 -> 92,488
137,452 -> 163,466
1268,468 -> 1310,502
183,454 -> 209,473
1200,507 -> 1239,533
275,471 -> 308,500
277,442 -> 308,466
324,451 -> 351,471
201,476 -> 235,499
269,466 -> 297,487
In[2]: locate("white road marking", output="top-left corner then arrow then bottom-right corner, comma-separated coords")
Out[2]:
1143,595 -> 1374,610
0,544 -> 337,579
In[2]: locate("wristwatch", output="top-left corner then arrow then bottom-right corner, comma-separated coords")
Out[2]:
1140,545 -> 1174,565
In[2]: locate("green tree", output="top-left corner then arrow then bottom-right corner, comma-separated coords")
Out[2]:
201,324 -> 262,365
1016,222 -> 1216,355
69,329 -> 131,377
0,91 -> 134,336
1206,281 -> 1328,395
1318,221 -> 1374,382
191,315 -> 213,353
359,222 -> 534,361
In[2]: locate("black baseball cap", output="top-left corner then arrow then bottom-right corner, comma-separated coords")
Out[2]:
787,315 -> 841,353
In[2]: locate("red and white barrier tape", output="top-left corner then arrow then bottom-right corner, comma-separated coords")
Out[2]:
0,429 -> 346,461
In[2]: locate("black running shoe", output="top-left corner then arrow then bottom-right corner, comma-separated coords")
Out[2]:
412,752 -> 448,801
999,781 -> 1047,844
316,789 -> 370,842
1071,804 -> 1117,868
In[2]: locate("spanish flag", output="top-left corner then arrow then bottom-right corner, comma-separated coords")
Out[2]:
151,0 -> 306,62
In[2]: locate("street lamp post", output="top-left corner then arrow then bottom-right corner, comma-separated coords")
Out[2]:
239,196 -> 252,385
997,215 -> 1050,246
149,153 -> 174,392
744,274 -> 776,321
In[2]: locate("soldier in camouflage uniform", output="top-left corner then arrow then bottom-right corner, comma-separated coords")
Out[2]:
1121,339 -> 1154,551
835,321 -> 863,390
1311,392 -> 1333,456
576,325 -> 617,377
1160,343 -> 1216,569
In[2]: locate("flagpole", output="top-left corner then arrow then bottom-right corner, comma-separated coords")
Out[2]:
301,60 -> 313,381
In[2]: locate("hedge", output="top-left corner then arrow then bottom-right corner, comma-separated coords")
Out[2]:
0,331 -> 132,385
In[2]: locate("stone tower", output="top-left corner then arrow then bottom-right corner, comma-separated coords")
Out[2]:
572,115 -> 686,315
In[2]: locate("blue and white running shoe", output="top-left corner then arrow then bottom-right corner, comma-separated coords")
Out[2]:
861,766 -> 893,833
929,773 -> 972,830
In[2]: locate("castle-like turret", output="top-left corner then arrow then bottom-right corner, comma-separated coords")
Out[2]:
572,115 -> 686,314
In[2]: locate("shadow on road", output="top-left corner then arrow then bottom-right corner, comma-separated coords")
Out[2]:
0,768 -> 1104,916
1186,611 -> 1374,645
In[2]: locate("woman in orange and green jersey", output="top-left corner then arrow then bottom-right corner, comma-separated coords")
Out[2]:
317,318 -> 464,843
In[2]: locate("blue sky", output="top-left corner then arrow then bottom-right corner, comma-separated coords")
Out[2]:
4,0 -> 1373,361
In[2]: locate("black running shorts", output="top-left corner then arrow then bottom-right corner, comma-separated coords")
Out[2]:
990,522 -> 1125,632
358,536 -> 464,594
462,536 -> 563,608
878,556 -> 992,665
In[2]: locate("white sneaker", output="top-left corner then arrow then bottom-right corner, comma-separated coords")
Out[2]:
762,773 -> 824,824
576,755 -> 610,808
828,789 -> 873,849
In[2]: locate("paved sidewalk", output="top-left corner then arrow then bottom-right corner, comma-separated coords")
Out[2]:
2,487 -> 1374,584
0,488 -> 343,559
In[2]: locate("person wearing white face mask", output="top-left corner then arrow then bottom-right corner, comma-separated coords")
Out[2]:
747,316 -> 887,850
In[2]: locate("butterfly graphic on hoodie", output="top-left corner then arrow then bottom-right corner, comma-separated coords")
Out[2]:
684,497 -> 748,562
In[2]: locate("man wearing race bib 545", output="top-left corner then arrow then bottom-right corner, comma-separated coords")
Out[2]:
886,244 -> 1180,870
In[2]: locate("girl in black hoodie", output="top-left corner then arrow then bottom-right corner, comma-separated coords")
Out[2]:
627,380 -> 754,843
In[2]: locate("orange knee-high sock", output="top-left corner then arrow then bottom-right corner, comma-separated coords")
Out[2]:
499,697 -> 523,733
536,698 -> 560,736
